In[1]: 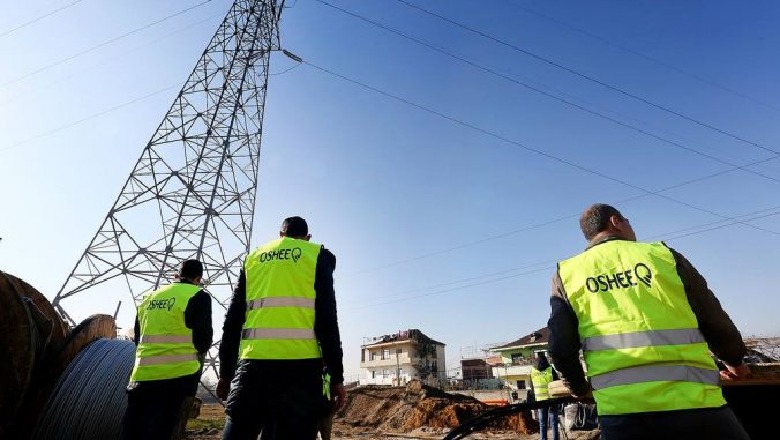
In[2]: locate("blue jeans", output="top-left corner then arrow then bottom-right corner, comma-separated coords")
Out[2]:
538,406 -> 560,440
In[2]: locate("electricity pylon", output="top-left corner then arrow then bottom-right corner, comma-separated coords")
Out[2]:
53,0 -> 283,378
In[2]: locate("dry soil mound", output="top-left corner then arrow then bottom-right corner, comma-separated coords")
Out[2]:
335,380 -> 537,435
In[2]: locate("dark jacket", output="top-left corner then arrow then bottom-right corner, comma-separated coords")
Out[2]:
218,246 -> 344,384
130,281 -> 213,394
547,236 -> 746,396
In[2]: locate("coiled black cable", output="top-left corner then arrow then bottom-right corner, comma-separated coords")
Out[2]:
31,338 -> 135,440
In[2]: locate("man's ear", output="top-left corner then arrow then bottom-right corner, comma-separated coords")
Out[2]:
609,215 -> 623,230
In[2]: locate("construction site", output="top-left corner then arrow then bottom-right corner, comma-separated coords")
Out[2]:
2,0 -> 780,439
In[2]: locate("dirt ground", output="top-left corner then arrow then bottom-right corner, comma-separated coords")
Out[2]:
183,381 -> 584,439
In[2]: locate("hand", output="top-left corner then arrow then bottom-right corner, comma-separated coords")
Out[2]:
331,383 -> 346,411
216,378 -> 231,401
720,363 -> 751,381
572,387 -> 593,402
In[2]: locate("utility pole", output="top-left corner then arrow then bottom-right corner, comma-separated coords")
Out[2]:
395,349 -> 401,386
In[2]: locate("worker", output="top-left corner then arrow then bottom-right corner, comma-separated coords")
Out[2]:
123,259 -> 213,440
530,352 -> 559,440
216,216 -> 346,439
547,203 -> 750,440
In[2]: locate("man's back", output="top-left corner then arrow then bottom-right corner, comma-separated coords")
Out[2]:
218,216 -> 345,439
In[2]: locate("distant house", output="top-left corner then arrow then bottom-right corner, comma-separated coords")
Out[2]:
461,358 -> 493,383
359,329 -> 446,387
490,327 -> 549,390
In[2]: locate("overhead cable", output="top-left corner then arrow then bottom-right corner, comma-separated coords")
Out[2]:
0,11 -> 223,108
509,1 -> 780,114
314,0 -> 780,188
345,153 -> 779,276
0,82 -> 182,153
0,0 -> 86,39
392,0 -> 778,156
302,59 -> 780,238
345,205 -> 780,309
1,0 -> 214,89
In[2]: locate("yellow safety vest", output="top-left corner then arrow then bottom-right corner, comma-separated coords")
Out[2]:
531,366 -> 553,401
240,237 -> 323,360
558,240 -> 725,415
130,283 -> 201,381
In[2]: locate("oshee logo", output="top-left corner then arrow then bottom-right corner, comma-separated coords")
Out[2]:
585,263 -> 653,293
258,247 -> 302,263
147,297 -> 176,311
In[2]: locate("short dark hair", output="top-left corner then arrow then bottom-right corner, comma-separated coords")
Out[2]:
579,203 -> 624,240
179,259 -> 203,280
281,216 -> 308,238
535,351 -> 550,371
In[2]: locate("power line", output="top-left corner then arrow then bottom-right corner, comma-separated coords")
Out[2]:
314,0 -> 780,188
0,0 -> 86,39
344,205 -> 780,309
0,12 -> 224,109
301,58 -> 780,237
0,82 -> 182,153
345,152 -> 780,276
392,0 -> 778,156
510,1 -> 780,115
0,0 -> 214,89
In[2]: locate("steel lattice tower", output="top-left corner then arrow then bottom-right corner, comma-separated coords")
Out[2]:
53,0 -> 282,352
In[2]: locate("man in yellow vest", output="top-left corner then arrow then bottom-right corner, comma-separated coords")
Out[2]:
123,259 -> 213,440
547,203 -> 750,440
216,216 -> 345,439
530,352 -> 559,440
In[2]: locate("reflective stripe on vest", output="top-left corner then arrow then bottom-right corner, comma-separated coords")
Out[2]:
247,297 -> 316,309
582,328 -> 706,352
240,237 -> 323,360
590,364 -> 720,390
137,353 -> 199,366
558,240 -> 725,415
531,367 -> 553,401
130,283 -> 201,382
242,328 -> 317,339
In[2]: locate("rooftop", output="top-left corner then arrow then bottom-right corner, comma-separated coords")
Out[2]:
362,329 -> 445,347
492,327 -> 549,350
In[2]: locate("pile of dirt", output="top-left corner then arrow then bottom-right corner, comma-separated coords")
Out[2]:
334,380 -> 537,435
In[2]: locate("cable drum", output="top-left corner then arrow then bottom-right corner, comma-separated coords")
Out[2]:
31,338 -> 135,440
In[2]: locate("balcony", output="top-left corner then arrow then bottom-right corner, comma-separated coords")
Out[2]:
492,364 -> 533,377
360,354 -> 420,368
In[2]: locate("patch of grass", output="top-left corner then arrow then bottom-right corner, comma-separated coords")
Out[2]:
186,417 -> 225,432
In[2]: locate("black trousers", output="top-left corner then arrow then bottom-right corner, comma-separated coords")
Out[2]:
223,360 -> 322,440
599,406 -> 750,440
122,376 -> 197,440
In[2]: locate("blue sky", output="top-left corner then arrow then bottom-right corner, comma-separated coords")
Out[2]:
1,0 -> 779,381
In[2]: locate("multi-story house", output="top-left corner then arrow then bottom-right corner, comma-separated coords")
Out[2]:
359,329 -> 446,387
490,327 -> 549,390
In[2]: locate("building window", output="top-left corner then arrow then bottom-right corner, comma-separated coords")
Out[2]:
398,368 -> 404,377
383,349 -> 390,360
383,369 -> 390,378
371,370 -> 375,379
371,351 -> 379,361
511,353 -> 525,365
517,380 -> 526,389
